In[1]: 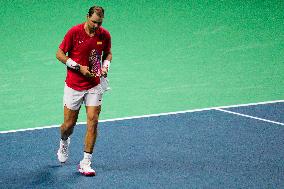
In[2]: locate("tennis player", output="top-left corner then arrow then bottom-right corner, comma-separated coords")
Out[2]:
55,5 -> 112,176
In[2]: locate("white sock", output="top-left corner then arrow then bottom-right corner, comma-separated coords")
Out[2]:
82,152 -> 92,163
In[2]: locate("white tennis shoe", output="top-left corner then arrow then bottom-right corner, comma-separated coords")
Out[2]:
78,160 -> 96,176
57,137 -> 70,163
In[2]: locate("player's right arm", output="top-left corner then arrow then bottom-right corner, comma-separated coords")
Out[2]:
56,48 -> 94,78
56,48 -> 69,64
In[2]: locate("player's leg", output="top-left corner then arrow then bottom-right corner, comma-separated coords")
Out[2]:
78,105 -> 101,176
60,106 -> 80,140
78,85 -> 102,176
57,107 -> 80,163
84,105 -> 101,153
57,84 -> 84,163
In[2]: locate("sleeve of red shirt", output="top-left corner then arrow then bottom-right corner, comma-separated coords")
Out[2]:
59,27 -> 74,54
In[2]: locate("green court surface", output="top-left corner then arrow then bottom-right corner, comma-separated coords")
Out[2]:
0,0 -> 283,131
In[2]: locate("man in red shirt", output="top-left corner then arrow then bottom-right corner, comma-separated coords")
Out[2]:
55,5 -> 112,176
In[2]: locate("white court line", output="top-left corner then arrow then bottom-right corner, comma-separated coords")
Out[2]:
0,99 -> 283,134
215,108 -> 284,126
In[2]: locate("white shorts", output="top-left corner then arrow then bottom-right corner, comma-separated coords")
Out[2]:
63,84 -> 103,110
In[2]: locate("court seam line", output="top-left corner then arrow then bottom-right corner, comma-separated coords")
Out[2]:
0,99 -> 283,134
215,108 -> 284,126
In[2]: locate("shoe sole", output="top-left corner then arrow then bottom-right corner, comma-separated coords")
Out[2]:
78,165 -> 96,176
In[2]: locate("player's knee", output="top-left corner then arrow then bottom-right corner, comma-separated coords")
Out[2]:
64,120 -> 76,128
87,113 -> 99,124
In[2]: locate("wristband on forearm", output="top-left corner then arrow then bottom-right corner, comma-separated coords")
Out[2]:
102,60 -> 110,70
66,58 -> 80,71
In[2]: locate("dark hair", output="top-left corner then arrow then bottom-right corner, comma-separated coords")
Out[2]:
88,6 -> 104,18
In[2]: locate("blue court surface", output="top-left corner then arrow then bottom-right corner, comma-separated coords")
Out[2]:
0,101 -> 283,188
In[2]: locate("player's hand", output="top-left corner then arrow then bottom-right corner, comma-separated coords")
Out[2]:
101,67 -> 108,77
79,65 -> 94,78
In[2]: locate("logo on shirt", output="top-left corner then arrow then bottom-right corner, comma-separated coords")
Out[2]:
97,41 -> 102,45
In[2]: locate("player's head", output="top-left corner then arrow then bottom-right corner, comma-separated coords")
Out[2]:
87,5 -> 104,31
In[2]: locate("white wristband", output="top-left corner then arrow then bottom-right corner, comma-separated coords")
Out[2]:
102,60 -> 110,70
66,58 -> 80,70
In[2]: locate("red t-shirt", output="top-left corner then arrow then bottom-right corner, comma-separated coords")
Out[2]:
59,23 -> 111,91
